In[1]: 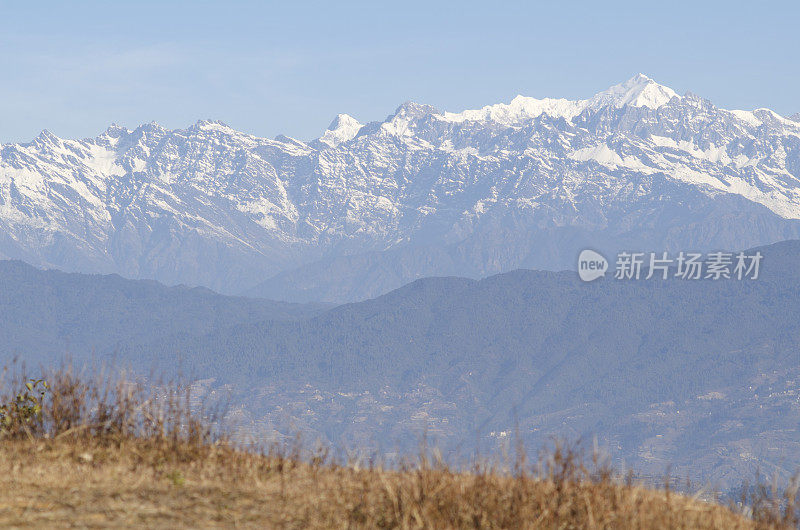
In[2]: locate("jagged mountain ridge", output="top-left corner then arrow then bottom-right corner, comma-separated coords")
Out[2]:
2,74 -> 800,299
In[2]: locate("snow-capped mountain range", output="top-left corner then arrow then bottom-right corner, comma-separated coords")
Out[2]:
2,74 -> 800,300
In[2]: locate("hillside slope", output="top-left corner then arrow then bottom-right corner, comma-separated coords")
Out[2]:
0,439 -> 760,529
138,241 -> 800,490
0,371 -> 769,529
3,241 -> 800,491
0,260 -> 328,366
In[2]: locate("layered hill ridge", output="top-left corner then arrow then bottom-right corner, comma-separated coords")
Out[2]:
2,74 -> 800,300
2,240 -> 800,491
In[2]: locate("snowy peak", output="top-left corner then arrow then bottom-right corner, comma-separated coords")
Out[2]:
316,114 -> 363,147
443,95 -> 584,125
327,113 -> 361,132
376,102 -> 441,137
441,74 -> 680,126
192,119 -> 235,132
391,101 -> 440,119
132,121 -> 166,136
33,129 -> 62,147
588,73 -> 680,110
102,123 -> 131,138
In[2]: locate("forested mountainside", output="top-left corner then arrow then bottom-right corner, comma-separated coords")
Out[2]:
0,260 -> 328,365
2,241 -> 796,491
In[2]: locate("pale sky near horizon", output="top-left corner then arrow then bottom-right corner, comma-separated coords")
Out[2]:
1,1 -> 798,143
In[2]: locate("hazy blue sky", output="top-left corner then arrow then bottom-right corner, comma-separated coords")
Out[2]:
1,1 -> 798,143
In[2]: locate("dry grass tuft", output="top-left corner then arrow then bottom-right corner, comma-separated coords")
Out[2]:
0,367 -> 795,528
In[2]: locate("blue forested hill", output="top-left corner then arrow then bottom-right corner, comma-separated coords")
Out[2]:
130,241 -> 800,489
2,241 -> 800,490
0,260 -> 329,367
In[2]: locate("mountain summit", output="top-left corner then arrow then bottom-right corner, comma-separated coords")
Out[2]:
1,76 -> 799,300
315,114 -> 363,147
588,73 -> 680,109
444,74 -> 680,125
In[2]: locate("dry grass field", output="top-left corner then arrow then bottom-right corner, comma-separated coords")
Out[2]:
0,368 -> 795,529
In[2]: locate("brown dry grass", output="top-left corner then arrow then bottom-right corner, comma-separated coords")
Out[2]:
0,366 -> 794,529
0,438 -> 759,529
